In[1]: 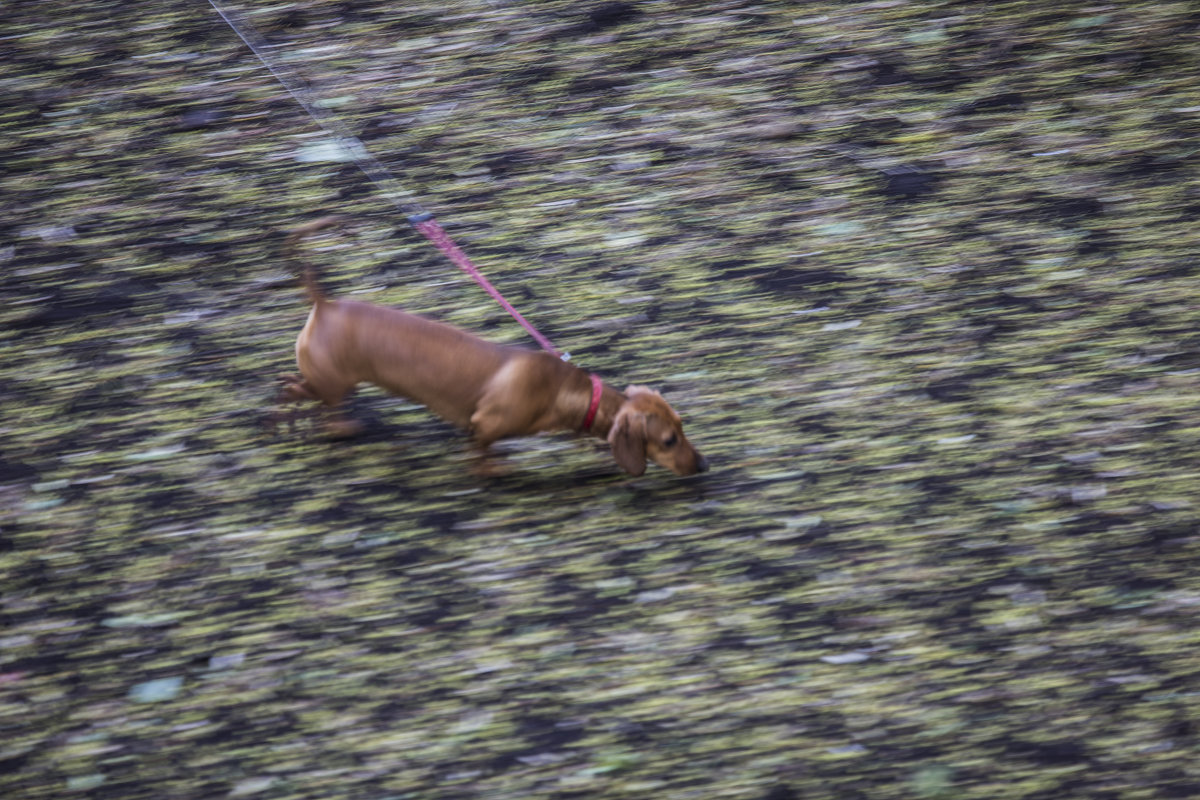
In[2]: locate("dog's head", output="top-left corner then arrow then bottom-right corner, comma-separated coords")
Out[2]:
608,385 -> 708,477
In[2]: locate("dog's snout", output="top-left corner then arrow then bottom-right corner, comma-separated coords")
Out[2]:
695,453 -> 709,473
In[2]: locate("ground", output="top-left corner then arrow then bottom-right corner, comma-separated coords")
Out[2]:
3,1 -> 1200,798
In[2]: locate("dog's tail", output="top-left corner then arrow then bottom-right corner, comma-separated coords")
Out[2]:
283,216 -> 343,304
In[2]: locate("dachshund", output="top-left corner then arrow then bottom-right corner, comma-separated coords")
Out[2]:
273,217 -> 707,477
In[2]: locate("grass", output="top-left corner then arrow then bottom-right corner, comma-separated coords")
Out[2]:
3,1 -> 1199,798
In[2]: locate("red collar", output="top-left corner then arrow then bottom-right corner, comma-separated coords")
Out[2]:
582,373 -> 603,432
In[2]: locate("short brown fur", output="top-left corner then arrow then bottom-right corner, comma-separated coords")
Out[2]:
274,217 -> 707,476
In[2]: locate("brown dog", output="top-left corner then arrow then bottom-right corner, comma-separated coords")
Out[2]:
274,217 -> 707,477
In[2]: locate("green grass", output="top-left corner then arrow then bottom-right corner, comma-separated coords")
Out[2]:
3,1 -> 1199,798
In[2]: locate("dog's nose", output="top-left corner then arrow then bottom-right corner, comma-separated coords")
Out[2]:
695,453 -> 709,473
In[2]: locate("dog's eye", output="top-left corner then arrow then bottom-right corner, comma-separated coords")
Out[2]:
663,433 -> 677,448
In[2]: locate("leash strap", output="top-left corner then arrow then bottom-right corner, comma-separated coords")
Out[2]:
582,373 -> 603,432
410,214 -> 566,360
207,0 -> 425,218
209,0 -> 569,360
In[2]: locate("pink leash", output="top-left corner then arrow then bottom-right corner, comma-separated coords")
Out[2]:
411,214 -> 563,358
411,213 -> 604,431
207,1 -> 605,428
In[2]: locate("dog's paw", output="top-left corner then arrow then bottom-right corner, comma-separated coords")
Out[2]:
323,418 -> 365,439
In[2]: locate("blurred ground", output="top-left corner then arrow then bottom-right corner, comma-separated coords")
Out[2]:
3,1 -> 1200,798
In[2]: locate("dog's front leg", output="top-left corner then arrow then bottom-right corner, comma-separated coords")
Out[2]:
466,436 -> 505,477
321,410 -> 364,439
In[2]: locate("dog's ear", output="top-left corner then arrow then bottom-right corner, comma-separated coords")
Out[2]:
623,384 -> 657,400
608,404 -> 647,476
